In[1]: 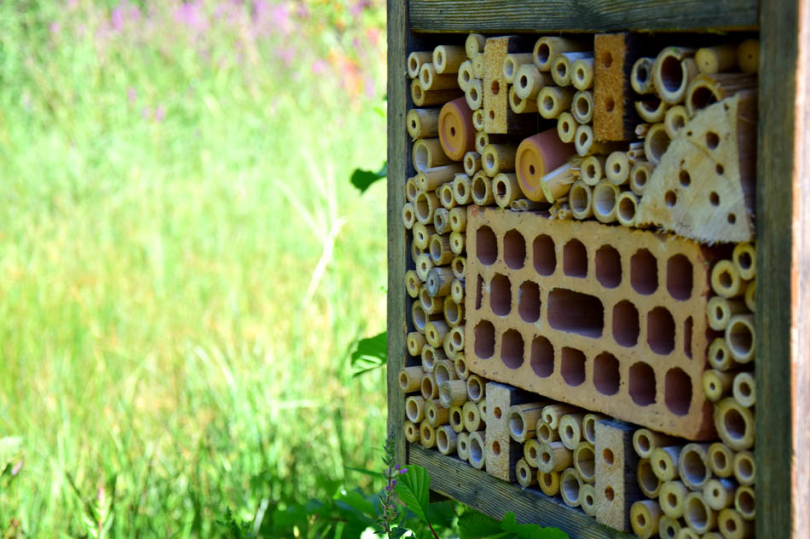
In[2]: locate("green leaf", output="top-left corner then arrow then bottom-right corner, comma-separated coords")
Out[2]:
335,488 -> 376,518
351,332 -> 387,377
500,512 -> 569,539
458,510 -> 503,539
350,163 -> 387,193
394,464 -> 431,525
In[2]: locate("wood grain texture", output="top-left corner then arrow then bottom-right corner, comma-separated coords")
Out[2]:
410,445 -> 634,538
757,1 -> 806,538
409,0 -> 758,33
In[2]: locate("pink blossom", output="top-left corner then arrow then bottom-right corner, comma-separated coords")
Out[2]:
269,3 -> 292,34
312,60 -> 327,74
155,105 -> 166,122
127,87 -> 137,104
174,0 -> 209,33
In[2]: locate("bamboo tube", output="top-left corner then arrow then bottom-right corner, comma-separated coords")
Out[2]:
515,458 -> 538,488
685,73 -> 757,118
572,90 -> 595,123
631,57 -> 656,95
715,397 -> 755,451
552,52 -> 592,87
703,369 -> 735,402
664,105 -> 689,138
524,439 -> 542,467
509,86 -> 539,114
659,516 -> 682,539
414,191 -> 440,225
558,414 -> 585,450
426,266 -> 453,297
433,207 -> 451,234
477,400 -> 486,420
633,428 -> 678,460
449,208 -> 467,236
572,57 -> 595,90
466,34 -> 486,58
514,64 -> 551,100
471,171 -> 495,206
492,173 -> 522,208
538,471 -> 561,497
708,337 -> 737,371
406,395 -> 426,423
696,44 -> 738,74
539,160 -> 579,203
420,344 -> 445,373
407,108 -> 440,140
449,404 -> 465,433
419,288 -> 443,315
653,47 -> 697,104
737,39 -> 759,74
474,131 -> 487,154
420,372 -> 438,400
631,500 -> 663,539
454,355 -> 468,380
405,176 -> 420,203
439,379 -> 467,408
705,478 -> 736,511
638,459 -> 663,498
626,141 -> 645,161
438,183 -> 456,210
405,270 -> 421,299
616,191 -> 639,227
443,297 -> 464,327
659,480 -> 688,519
636,97 -> 668,123
463,400 -> 484,432
515,128 -> 576,202
708,442 -> 735,478
718,508 -> 753,539
468,431 -> 486,470
732,372 -> 755,408
592,180 -> 620,223
725,314 -> 755,363
573,442 -> 595,483
472,108 -> 485,131
651,446 -> 681,482
510,199 -> 546,211
425,398 -> 451,426
605,151 -> 630,185
684,492 -> 717,534
411,79 -> 463,107
411,241 -> 424,263
466,374 -> 486,402
733,243 -> 756,280
503,53 -> 534,84
580,483 -> 597,517
404,420 -> 420,443
533,36 -> 590,71
536,420 -> 560,443
538,86 -> 575,119
457,60 -> 474,91
407,332 -> 426,357
419,62 -> 459,91
450,278 -> 465,303
433,45 -> 466,74
433,359 -> 458,386
733,450 -> 755,486
481,143 -> 518,176
629,160 -> 653,196
407,51 -> 432,79
704,534 -> 724,539
581,413 -> 606,445
451,174 -> 472,205
644,123 -> 671,166
413,222 -> 435,250
425,320 -> 449,347
537,441 -> 573,473
569,180 -> 593,220
463,151 -> 481,176
419,420 -> 436,448
464,78 -> 483,110
707,297 -> 748,331
429,234 -> 453,266
580,155 -> 606,186
734,486 -> 755,520
457,431 -> 470,460
443,333 -> 457,360
560,468 -> 582,507
677,527 -> 700,539
542,403 -> 579,430
399,366 -> 423,393
413,138 -> 453,171
556,112 -> 579,143
711,260 -> 747,298
472,54 -> 485,79
575,124 -> 622,156
679,443 -> 711,490
508,403 -> 546,443
417,165 -> 465,192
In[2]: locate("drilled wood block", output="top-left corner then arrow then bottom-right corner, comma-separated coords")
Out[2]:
485,381 -> 525,481
464,206 -> 718,440
594,33 -> 641,141
484,37 -> 535,135
595,419 -> 642,532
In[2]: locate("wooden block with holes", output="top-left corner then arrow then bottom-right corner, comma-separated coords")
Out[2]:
485,382 -> 526,481
594,33 -> 642,141
484,36 -> 536,135
595,419 -> 641,531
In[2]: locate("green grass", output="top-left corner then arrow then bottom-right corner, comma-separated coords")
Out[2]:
0,2 -> 389,536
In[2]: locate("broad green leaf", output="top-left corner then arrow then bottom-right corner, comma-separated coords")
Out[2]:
350,163 -> 387,193
394,464 -> 431,525
458,510 -> 503,539
500,512 -> 569,539
336,488 -> 376,518
351,332 -> 387,377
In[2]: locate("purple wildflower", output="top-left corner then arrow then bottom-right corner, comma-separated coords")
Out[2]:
155,105 -> 166,122
312,60 -> 327,74
127,87 -> 137,104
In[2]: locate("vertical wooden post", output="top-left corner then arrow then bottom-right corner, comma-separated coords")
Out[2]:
757,0 -> 810,537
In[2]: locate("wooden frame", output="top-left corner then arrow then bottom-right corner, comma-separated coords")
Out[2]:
387,0 -> 810,537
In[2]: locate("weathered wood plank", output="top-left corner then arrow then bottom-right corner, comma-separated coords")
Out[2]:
410,445 -> 635,538
756,1 -> 808,538
409,0 -> 758,33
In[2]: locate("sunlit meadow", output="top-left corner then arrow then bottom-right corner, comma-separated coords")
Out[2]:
0,1 -> 388,536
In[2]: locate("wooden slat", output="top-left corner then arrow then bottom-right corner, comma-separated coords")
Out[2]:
410,445 -> 634,538
757,1 -> 809,538
409,0 -> 758,33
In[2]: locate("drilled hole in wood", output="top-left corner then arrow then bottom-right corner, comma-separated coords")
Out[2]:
594,352 -> 620,396
604,486 -> 615,502
563,239 -> 588,278
706,131 -> 720,149
561,347 -> 587,387
531,336 -> 554,378
595,245 -> 621,288
501,329 -> 525,369
717,164 -> 724,175
710,191 -> 720,206
605,97 -> 615,112
504,229 -> 527,269
518,281 -> 541,323
492,440 -> 501,455
648,307 -> 676,355
533,234 -> 556,276
665,190 -> 678,208
679,170 -> 691,187
548,289 -> 604,338
728,213 -> 736,224
629,362 -> 656,406
494,406 -> 502,419
490,274 -> 512,316
601,51 -> 613,68
613,300 -> 640,347
474,320 -> 495,359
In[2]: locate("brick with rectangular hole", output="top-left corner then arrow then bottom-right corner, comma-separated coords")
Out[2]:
465,206 -> 718,440
595,419 -> 642,531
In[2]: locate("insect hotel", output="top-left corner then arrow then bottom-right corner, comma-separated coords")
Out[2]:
387,1 -> 808,538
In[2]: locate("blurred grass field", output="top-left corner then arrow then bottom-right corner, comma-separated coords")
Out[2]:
0,1 -> 389,536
